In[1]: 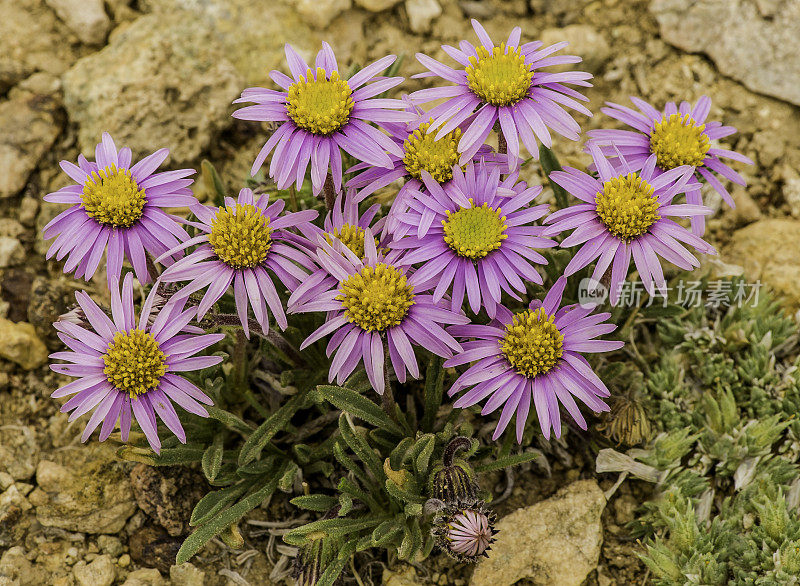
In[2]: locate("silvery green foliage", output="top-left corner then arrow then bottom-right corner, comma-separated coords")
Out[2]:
603,279 -> 800,584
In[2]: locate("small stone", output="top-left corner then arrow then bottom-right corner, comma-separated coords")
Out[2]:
16,72 -> 62,96
0,220 -> 26,239
0,473 -> 13,490
129,464 -> 206,537
169,563 -> 206,586
0,485 -> 33,547
540,25 -> 610,74
0,547 -> 47,586
294,0 -> 352,28
724,218 -> 800,309
97,536 -> 124,557
29,444 -> 136,534
45,0 -> 111,45
117,554 -> 131,568
612,494 -> 638,525
120,568 -> 165,586
18,198 -> 39,227
128,526 -> 181,574
0,237 -> 25,268
783,175 -> 800,218
405,0 -> 441,33
73,555 -> 115,586
0,318 -> 48,370
470,480 -> 606,586
355,0 -> 402,11
0,426 -> 39,480
730,185 -> 762,225
0,92 -> 62,198
384,566 -> 424,586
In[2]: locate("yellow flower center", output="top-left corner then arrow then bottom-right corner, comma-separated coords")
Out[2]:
442,200 -> 508,259
209,204 -> 272,269
501,308 -> 564,378
650,113 -> 710,169
103,329 -> 167,399
81,165 -> 146,228
402,120 -> 462,183
337,263 -> 415,332
286,67 -> 354,136
465,44 -> 532,106
325,224 -> 381,259
595,173 -> 661,241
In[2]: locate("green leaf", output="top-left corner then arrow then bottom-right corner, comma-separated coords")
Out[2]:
318,385 -> 402,434
333,441 -> 371,488
201,433 -> 225,482
278,462 -> 300,492
385,477 -> 424,505
421,356 -> 445,432
372,519 -> 404,546
389,437 -> 414,470
200,159 -> 226,201
290,494 -> 338,512
287,516 -> 384,544
474,451 -> 539,473
190,481 -> 252,527
412,434 -> 435,476
117,444 -> 205,466
238,391 -> 307,466
338,413 -> 384,481
539,144 -> 569,210
317,541 -> 357,586
206,406 -> 253,436
177,474 -> 280,564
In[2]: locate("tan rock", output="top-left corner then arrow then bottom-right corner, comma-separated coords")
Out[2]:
383,566 -> 424,586
45,0 -> 111,45
355,0 -> 402,10
0,547 -> 47,586
293,0 -> 352,28
471,480 -> 606,586
405,0 -> 441,33
0,237 -> 25,268
120,568 -> 165,586
63,11 -> 242,164
0,92 -> 62,198
73,555 -> 115,586
29,444 -> 136,534
540,25 -> 610,74
724,219 -> 800,309
0,319 -> 48,370
0,427 -> 39,481
169,563 -> 206,586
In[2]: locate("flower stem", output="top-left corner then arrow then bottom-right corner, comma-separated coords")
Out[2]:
232,329 -> 248,395
289,184 -> 299,213
203,312 -> 306,366
497,130 -> 507,156
382,350 -> 399,424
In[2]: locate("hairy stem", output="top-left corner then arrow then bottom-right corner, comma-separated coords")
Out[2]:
203,312 -> 306,366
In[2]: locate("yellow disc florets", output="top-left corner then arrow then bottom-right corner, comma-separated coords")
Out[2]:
403,120 -> 462,183
650,113 -> 710,169
465,44 -> 532,106
209,204 -> 272,269
81,165 -> 146,228
103,329 -> 167,399
595,173 -> 661,241
442,200 -> 508,259
325,224 -> 381,260
286,68 -> 354,136
501,308 -> 564,378
337,263 -> 415,332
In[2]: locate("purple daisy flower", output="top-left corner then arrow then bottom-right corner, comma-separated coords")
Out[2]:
409,19 -> 592,171
157,188 -> 318,338
543,145 -> 716,305
586,95 -> 754,234
446,277 -> 622,441
50,273 -> 225,454
390,161 -> 556,318
232,42 -> 413,197
288,230 -> 469,395
43,133 -> 196,286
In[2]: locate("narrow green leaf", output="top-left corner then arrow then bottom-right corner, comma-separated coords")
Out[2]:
413,434 -> 435,476
238,391 -> 307,466
290,494 -> 338,512
318,385 -> 401,434
190,481 -> 252,527
338,413 -> 384,481
178,474 -> 279,563
333,441 -> 371,488
389,437 -> 414,470
317,542 -> 357,586
539,144 -> 569,210
201,433 -> 225,482
206,406 -> 253,436
385,477 -> 424,505
278,462 -> 300,492
474,451 -> 539,473
421,356 -> 444,432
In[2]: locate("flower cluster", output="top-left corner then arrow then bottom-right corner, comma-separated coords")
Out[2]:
43,19 -> 751,467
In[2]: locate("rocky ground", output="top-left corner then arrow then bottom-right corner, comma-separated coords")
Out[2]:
1,0 -> 800,584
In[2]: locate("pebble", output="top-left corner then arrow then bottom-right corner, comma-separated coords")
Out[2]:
0,318 -> 48,370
